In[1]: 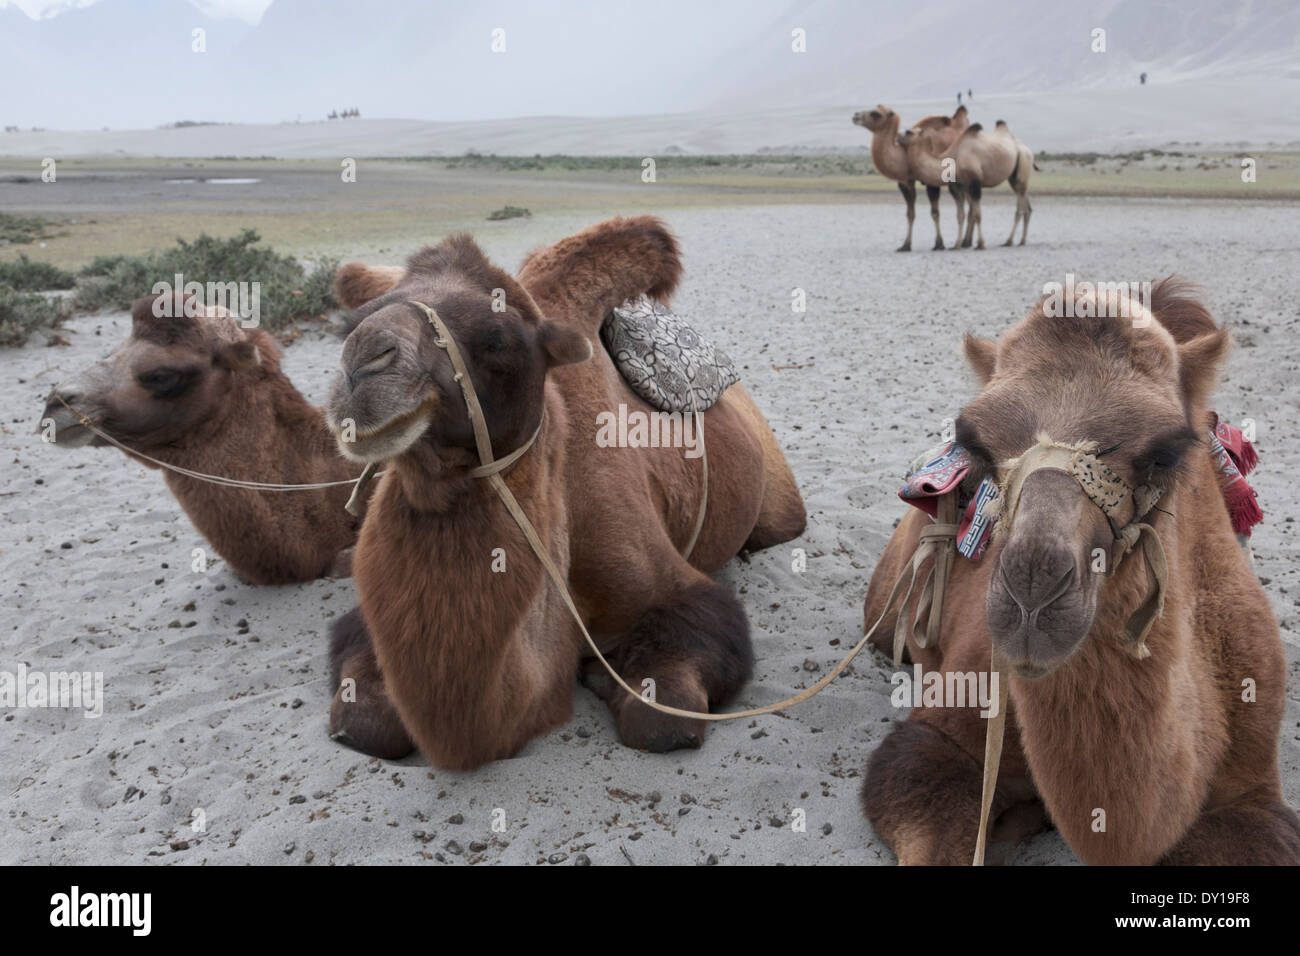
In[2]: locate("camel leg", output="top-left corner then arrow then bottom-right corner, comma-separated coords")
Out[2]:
968,181 -> 986,249
896,181 -> 916,252
1159,789 -> 1300,865
1002,194 -> 1021,247
960,182 -> 979,248
582,579 -> 752,753
1018,192 -> 1032,245
861,715 -> 1045,864
327,607 -> 416,760
948,184 -> 966,252
926,185 -> 945,250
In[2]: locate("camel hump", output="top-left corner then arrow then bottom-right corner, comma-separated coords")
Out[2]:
995,119 -> 1008,128
962,122 -> 983,138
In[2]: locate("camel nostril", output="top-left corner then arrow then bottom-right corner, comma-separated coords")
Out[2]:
998,556 -> 1075,619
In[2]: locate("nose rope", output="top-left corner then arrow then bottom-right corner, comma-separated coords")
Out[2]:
972,433 -> 1170,865
51,394 -> 375,493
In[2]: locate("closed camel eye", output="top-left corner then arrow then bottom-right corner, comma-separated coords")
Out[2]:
354,347 -> 397,378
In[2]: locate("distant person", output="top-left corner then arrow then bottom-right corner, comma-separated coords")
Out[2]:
968,88 -> 973,99
957,91 -> 963,105
1140,72 -> 1147,85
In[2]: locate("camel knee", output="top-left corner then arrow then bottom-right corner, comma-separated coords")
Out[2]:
328,608 -> 415,759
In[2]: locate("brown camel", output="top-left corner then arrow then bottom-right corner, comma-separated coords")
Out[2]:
41,293 -> 364,585
859,278 -> 1300,865
851,104 -> 969,251
324,216 -> 807,770
901,120 -> 1034,249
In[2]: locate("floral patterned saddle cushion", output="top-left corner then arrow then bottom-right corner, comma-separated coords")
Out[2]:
599,296 -> 740,412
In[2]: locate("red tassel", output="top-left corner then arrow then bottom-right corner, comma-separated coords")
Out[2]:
1235,438 -> 1259,474
1222,480 -> 1263,536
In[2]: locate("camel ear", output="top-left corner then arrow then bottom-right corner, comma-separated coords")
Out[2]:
1176,327 -> 1230,409
963,334 -> 998,385
538,321 -> 592,368
215,338 -> 261,371
334,263 -> 404,309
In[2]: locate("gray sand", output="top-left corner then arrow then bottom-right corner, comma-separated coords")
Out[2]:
3,196 -> 1297,864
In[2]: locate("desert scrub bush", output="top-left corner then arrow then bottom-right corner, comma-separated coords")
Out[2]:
0,284 -> 71,346
72,229 -> 338,330
0,254 -> 76,291
487,205 -> 532,221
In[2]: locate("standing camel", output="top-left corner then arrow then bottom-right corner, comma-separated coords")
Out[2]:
858,279 -> 1300,864
324,216 -> 807,770
851,104 -> 969,251
41,293 -> 364,584
901,120 -> 1035,249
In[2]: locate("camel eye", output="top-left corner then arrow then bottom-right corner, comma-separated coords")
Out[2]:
136,367 -> 194,399
1132,430 -> 1197,480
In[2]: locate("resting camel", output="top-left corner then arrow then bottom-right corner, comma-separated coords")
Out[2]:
41,293 -> 364,584
324,216 -> 807,770
901,120 -> 1034,249
859,278 -> 1300,865
851,104 -> 969,251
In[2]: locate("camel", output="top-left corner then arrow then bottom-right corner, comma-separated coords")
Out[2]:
901,120 -> 1034,249
851,104 -> 969,251
323,216 -> 807,770
859,278 -> 1300,865
41,293 -> 364,585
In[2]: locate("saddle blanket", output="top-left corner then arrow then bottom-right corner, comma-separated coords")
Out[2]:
601,296 -> 739,413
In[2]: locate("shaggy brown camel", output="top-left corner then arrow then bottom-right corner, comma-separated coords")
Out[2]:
901,119 -> 1034,249
859,279 -> 1300,865
324,216 -> 807,770
41,293 -> 364,584
851,104 -> 970,251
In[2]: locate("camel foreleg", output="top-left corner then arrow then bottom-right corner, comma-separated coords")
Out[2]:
948,184 -> 966,252
926,185 -> 945,250
328,607 -> 416,760
1159,789 -> 1300,865
582,579 -> 752,753
897,181 -> 917,252
1018,192 -> 1032,245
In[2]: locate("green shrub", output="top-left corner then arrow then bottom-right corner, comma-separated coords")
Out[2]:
0,254 -> 76,291
72,229 -> 338,330
0,212 -> 59,245
0,284 -> 71,346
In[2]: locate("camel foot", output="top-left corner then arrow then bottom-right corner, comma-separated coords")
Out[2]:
975,242 -> 986,250
1002,239 -> 1014,247
960,239 -> 973,248
1019,239 -> 1027,246
895,243 -> 912,252
933,239 -> 945,250
591,580 -> 752,755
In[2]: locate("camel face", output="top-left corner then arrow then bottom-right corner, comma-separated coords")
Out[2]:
327,236 -> 589,465
852,105 -> 893,132
43,293 -> 261,451
958,302 -> 1198,677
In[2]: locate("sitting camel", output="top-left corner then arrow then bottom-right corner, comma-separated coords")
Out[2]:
851,104 -> 969,251
901,119 -> 1034,249
41,293 -> 364,584
324,216 -> 807,770
859,278 -> 1300,864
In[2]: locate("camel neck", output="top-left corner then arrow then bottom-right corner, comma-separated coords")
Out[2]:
871,118 -> 910,182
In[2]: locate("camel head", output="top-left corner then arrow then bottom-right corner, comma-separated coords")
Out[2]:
852,105 -> 896,132
956,279 -> 1229,677
327,235 -> 591,466
42,292 -> 269,450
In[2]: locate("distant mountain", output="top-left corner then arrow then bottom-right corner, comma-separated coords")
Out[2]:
1,0 -> 1297,130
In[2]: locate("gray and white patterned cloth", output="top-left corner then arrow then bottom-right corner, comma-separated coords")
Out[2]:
600,296 -> 740,412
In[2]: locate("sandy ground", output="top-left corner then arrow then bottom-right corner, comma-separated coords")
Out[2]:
2,195 -> 1298,865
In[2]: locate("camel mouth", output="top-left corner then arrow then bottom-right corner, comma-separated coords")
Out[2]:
329,393 -> 438,463
39,406 -> 103,448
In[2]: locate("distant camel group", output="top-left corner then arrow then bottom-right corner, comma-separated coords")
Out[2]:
853,104 -> 1036,250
